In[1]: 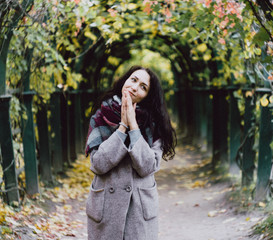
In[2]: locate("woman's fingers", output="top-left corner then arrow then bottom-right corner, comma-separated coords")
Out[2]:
125,94 -> 137,129
126,92 -> 132,106
121,91 -> 128,126
121,90 -> 138,129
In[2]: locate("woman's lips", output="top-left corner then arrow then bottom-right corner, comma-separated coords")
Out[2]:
128,91 -> 135,97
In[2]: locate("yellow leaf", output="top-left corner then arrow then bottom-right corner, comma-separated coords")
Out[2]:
192,56 -> 199,61
54,70 -> 63,84
128,3 -> 137,10
64,65 -> 69,71
141,22 -> 152,30
192,180 -> 206,188
254,47 -> 261,55
197,43 -> 207,52
245,91 -> 253,97
84,31 -> 97,41
208,210 -> 217,217
0,213 -> 5,224
63,205 -> 73,212
203,53 -> 211,61
258,202 -> 266,208
260,96 -> 269,107
269,95 -> 273,103
113,21 -> 122,29
245,217 -> 250,221
168,79 -> 175,86
169,89 -> 174,96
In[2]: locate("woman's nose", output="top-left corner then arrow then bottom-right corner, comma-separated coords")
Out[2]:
131,84 -> 137,91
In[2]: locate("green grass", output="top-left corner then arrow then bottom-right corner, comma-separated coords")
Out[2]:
252,214 -> 273,240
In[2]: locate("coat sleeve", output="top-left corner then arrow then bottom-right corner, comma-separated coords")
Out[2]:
90,131 -> 128,175
128,136 -> 163,177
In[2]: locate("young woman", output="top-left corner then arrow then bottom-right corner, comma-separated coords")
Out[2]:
85,65 -> 176,240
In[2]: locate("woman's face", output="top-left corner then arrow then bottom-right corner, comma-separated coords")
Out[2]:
122,69 -> 150,103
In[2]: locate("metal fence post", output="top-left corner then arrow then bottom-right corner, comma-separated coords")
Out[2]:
200,88 -> 209,151
67,90 -> 77,162
228,89 -> 241,174
36,102 -> 52,183
60,91 -> 70,166
255,90 -> 273,200
212,89 -> 229,167
49,90 -> 64,173
21,91 -> 39,195
192,88 -> 201,146
20,47 -> 39,195
81,89 -> 95,148
175,88 -> 187,136
75,90 -> 84,154
185,88 -> 194,141
241,94 -> 256,186
0,95 -> 20,203
206,89 -> 213,154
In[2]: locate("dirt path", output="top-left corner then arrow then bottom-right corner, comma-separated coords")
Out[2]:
156,145 -> 264,240
63,145 -> 265,240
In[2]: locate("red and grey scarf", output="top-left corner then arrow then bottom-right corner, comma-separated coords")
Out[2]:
85,95 -> 156,156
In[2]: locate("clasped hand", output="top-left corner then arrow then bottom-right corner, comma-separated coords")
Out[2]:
119,90 -> 138,132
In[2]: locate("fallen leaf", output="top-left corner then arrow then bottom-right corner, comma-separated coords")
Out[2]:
191,180 -> 207,188
208,210 -> 218,217
222,217 -> 236,223
1,226 -> 13,234
175,201 -> 184,205
218,209 -> 227,213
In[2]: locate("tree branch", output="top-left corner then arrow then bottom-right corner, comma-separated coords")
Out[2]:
246,0 -> 273,42
257,0 -> 273,21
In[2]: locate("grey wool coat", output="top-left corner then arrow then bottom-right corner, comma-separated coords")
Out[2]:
86,130 -> 163,240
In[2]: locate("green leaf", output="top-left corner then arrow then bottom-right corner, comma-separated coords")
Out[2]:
152,4 -> 160,12
253,28 -> 270,47
188,27 -> 199,39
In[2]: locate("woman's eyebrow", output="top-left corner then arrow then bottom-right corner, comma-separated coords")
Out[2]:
141,81 -> 149,87
132,75 -> 139,80
133,75 -> 149,87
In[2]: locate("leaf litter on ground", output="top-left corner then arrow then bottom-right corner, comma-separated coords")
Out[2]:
0,154 -> 94,240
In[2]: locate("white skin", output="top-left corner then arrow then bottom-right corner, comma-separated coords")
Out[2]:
118,69 -> 151,133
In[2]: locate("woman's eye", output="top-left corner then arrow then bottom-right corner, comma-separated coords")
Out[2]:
131,78 -> 136,82
141,85 -> 146,91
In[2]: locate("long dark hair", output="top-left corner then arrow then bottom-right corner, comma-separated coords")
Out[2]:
91,65 -> 176,161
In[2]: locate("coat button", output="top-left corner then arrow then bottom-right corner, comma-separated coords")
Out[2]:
109,187 -> 115,193
125,185 -> 132,192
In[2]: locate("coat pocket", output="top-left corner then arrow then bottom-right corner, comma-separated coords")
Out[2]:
86,184 -> 105,223
138,183 -> 158,221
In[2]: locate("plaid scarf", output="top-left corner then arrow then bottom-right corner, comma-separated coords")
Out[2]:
85,95 -> 156,156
